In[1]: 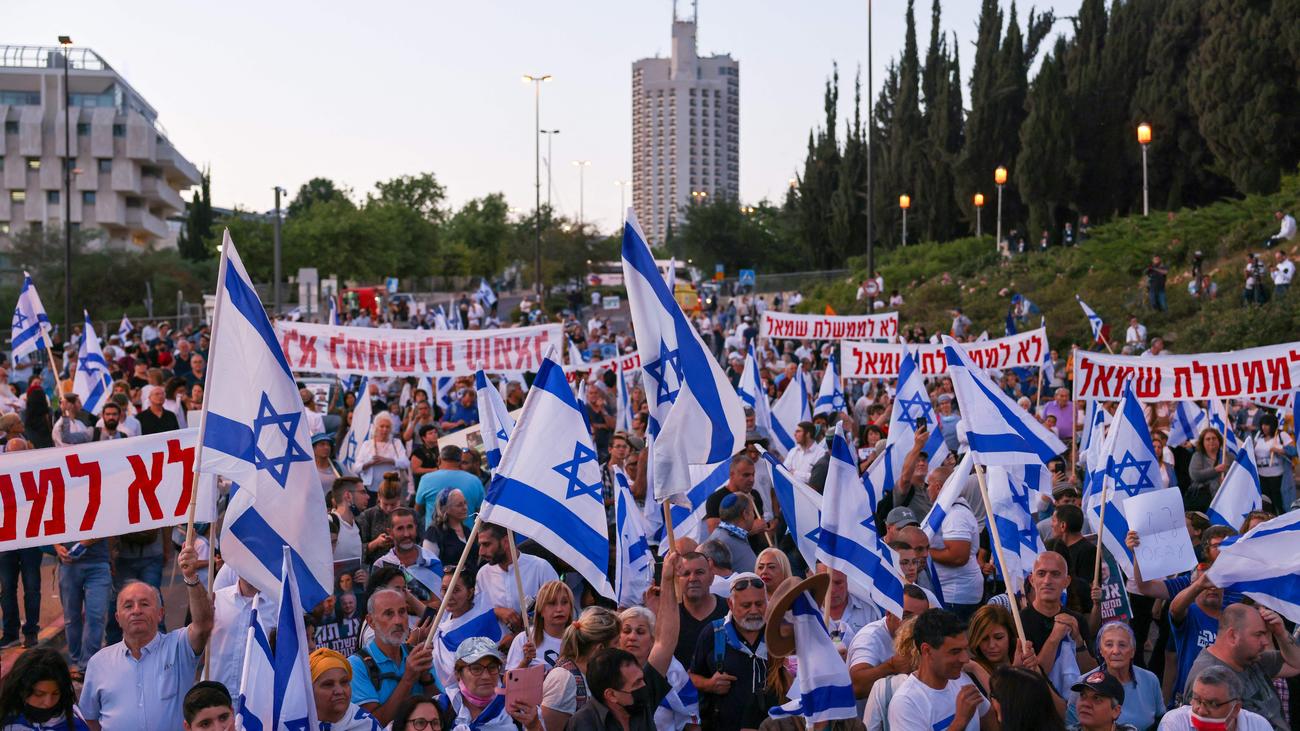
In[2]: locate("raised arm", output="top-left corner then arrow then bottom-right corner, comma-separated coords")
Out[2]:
649,553 -> 682,676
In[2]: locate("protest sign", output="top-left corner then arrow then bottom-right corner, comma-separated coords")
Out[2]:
564,350 -> 642,381
274,321 -> 564,378
761,311 -> 899,341
0,429 -> 213,550
1121,488 -> 1197,579
841,328 -> 1048,379
1095,548 -> 1133,623
1073,342 -> 1300,402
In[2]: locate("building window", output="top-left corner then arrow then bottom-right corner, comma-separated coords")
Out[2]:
112,123 -> 125,138
98,159 -> 112,174
77,122 -> 91,136
82,191 -> 96,205
0,90 -> 40,106
47,190 -> 59,204
26,157 -> 40,170
125,196 -> 143,208
10,191 -> 26,203
4,121 -> 17,134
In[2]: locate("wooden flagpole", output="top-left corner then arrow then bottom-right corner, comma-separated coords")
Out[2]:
185,230 -> 234,545
422,516 -> 484,648
974,465 -> 1027,640
506,528 -> 533,641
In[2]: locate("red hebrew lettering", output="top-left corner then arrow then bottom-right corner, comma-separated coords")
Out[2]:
0,475 -> 15,541
20,467 -> 66,538
367,339 -> 390,372
279,328 -> 295,363
125,452 -> 166,524
66,454 -> 102,531
794,322 -> 809,338
1076,359 -> 1097,396
1210,362 -> 1242,396
327,335 -> 345,370
1242,359 -> 1266,395
295,334 -> 318,369
1172,366 -> 1192,399
391,341 -> 418,373
998,343 -> 1012,366
344,339 -> 366,370
434,341 -> 455,371
1266,356 -> 1292,392
167,438 -> 196,516
1191,362 -> 1211,398
1094,365 -> 1118,398
1133,368 -> 1162,399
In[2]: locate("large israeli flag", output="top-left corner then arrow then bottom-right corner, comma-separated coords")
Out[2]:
767,591 -> 857,722
1169,401 -> 1206,447
943,335 -> 1066,466
10,271 -> 52,362
1209,438 -> 1262,528
1076,295 -> 1105,343
817,425 -> 905,618
756,446 -> 823,570
613,465 -> 652,607
475,369 -> 515,470
813,354 -> 846,416
985,466 -> 1045,595
235,547 -> 317,731
1086,379 -> 1163,578
72,312 -> 112,415
203,230 -> 333,607
886,351 -> 950,476
480,353 -> 615,598
340,378 -> 374,474
738,344 -> 776,451
1207,510 -> 1300,622
621,210 -> 745,501
770,365 -> 812,454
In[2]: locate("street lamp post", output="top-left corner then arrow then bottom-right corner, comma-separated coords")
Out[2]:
1137,122 -> 1152,217
273,186 -> 285,314
973,193 -> 985,237
523,74 -> 552,297
614,180 -> 630,222
541,129 -> 560,212
994,166 -> 1008,249
572,160 -> 591,230
866,0 -> 874,314
59,35 -> 73,334
899,194 -> 910,246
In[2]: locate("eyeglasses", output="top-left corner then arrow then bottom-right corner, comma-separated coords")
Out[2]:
1189,693 -> 1238,714
405,719 -> 440,731
464,662 -> 501,677
898,558 -> 923,568
731,578 -> 764,591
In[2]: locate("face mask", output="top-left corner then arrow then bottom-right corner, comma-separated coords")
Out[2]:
1189,710 -> 1231,731
458,680 -> 495,708
22,704 -> 60,724
625,698 -> 647,716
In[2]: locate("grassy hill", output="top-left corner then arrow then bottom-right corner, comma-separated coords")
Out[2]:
807,172 -> 1300,353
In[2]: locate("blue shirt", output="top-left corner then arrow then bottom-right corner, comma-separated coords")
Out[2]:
1170,600 -> 1219,700
79,627 -> 200,731
347,640 -> 432,708
415,470 -> 484,529
445,401 -> 479,428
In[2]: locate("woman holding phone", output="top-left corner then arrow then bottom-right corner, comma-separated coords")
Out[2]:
436,637 -> 542,730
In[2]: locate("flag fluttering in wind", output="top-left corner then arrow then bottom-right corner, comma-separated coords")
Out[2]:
72,312 -> 112,415
757,446 -> 823,571
613,465 -> 652,607
984,466 -> 1045,595
1209,438 -> 1262,528
235,547 -> 318,731
738,344 -> 775,450
475,370 -> 516,470
1169,401 -> 1206,447
886,351 -> 951,477
340,378 -> 374,474
474,278 -> 498,307
1076,295 -> 1108,345
10,270 -> 52,362
770,364 -> 812,454
813,354 -> 846,416
117,314 -> 133,341
1207,510 -> 1300,623
1206,398 -> 1240,454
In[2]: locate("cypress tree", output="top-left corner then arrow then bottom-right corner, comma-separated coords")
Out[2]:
886,0 -> 924,246
1017,38 -> 1073,240
798,67 -> 841,268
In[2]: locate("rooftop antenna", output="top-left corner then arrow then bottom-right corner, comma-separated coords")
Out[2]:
693,0 -> 698,24
672,0 -> 677,22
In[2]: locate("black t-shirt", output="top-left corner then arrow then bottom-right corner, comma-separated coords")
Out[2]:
1021,604 -> 1092,657
565,663 -> 671,731
1147,265 -> 1167,289
673,597 -> 727,667
690,622 -> 775,731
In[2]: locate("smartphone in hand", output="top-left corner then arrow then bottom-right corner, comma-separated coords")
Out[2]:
503,665 -> 545,708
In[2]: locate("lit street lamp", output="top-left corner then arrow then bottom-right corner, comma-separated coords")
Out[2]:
899,194 -> 911,246
572,160 -> 591,230
523,73 -> 552,296
691,190 -> 708,205
973,193 -> 985,237
1137,122 -> 1152,216
994,166 -> 1008,249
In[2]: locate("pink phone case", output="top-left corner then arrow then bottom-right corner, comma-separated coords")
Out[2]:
503,665 -> 545,708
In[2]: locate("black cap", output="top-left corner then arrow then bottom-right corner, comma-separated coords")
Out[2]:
1071,670 -> 1124,704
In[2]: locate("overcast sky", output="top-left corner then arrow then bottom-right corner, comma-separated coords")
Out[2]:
13,0 -> 1079,232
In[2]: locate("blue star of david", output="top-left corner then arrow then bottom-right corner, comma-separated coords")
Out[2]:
495,428 -> 509,443
642,338 -> 684,405
896,391 -> 933,423
553,442 -> 603,502
251,393 -> 312,488
1106,451 -> 1156,498
11,307 -> 26,331
831,391 -> 846,410
804,526 -> 821,545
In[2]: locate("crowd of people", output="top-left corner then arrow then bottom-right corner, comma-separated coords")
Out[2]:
0,271 -> 1299,731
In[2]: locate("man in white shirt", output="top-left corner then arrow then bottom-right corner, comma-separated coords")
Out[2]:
927,476 -> 984,619
848,584 -> 930,698
1271,251 -> 1294,298
208,577 -> 276,699
1267,209 -> 1296,248
782,422 -> 827,484
474,523 -> 558,636
0,366 -> 21,414
886,608 -> 991,731
1125,316 -> 1147,351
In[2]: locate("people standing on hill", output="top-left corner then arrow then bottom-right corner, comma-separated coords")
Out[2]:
1270,251 -> 1293,298
1146,256 -> 1168,312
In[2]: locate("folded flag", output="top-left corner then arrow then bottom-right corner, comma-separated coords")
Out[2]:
767,591 -> 857,722
756,446 -> 823,570
1208,437 -> 1262,528
1206,510 -> 1300,623
475,370 -> 516,470
614,465 -> 653,607
72,312 -> 113,416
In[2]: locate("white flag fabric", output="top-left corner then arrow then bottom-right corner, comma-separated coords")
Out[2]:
766,591 -> 857,722
1076,295 -> 1105,343
1206,398 -> 1240,453
813,354 -> 846,416
475,278 -> 498,307
943,335 -> 1066,466
72,312 -> 113,416
117,314 -> 133,342
770,365 -> 812,454
480,354 -> 615,598
615,367 -> 634,433
757,447 -> 823,570
568,339 -> 587,367
10,271 -> 52,361
235,548 -> 318,731
922,452 -> 974,543
1209,438 -> 1262,528
1169,401 -> 1206,447
738,344 -> 776,452
475,369 -> 516,470
985,466 -> 1045,595
340,378 -> 374,475
886,351 -> 951,477
650,460 -> 729,554
613,465 -> 652,608
1207,510 -> 1300,623
327,297 -> 340,326
203,230 -> 333,608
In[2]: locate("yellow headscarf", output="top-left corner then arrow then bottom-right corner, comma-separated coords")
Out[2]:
309,647 -> 352,682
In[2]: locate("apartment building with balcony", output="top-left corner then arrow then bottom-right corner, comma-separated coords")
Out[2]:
631,7 -> 739,247
0,44 -> 200,250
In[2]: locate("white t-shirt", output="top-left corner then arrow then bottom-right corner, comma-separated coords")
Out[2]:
848,618 -> 894,670
1273,259 -> 1295,286
333,514 -> 362,563
1157,705 -> 1272,731
886,673 -> 990,731
1254,432 -> 1293,478
862,673 -> 909,731
541,664 -> 580,714
504,629 -> 563,671
474,554 -> 560,614
933,502 -> 984,604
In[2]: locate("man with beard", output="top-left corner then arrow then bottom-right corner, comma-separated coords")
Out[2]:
93,401 -> 129,440
689,571 -> 774,731
370,508 -> 442,605
673,552 -> 728,666
347,588 -> 435,726
473,523 -> 558,637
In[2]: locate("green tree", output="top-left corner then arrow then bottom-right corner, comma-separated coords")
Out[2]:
830,70 -> 869,265
445,193 -> 511,277
676,197 -> 797,274
371,172 -> 447,223
1017,38 -> 1073,239
286,177 -> 352,218
179,167 -> 213,261
884,0 -> 924,246
797,66 -> 842,268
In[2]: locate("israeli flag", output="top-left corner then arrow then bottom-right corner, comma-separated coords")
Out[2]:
117,314 -> 133,342
770,365 -> 812,454
434,595 -> 505,687
1209,438 -> 1262,528
203,230 -> 333,608
756,446 -> 823,570
622,210 -> 745,502
480,353 -> 615,598
235,547 -> 317,731
10,271 -> 52,361
615,367 -> 633,433
568,339 -> 587,367
943,335 -> 1066,466
614,465 -> 653,607
327,297 -> 340,327
738,344 -> 776,451
813,354 -> 846,417
474,278 -> 498,307
72,311 -> 112,415
1206,510 -> 1300,623
817,425 -> 906,618
922,452 -> 974,543
433,305 -> 449,330
985,466 -> 1045,595
435,376 -> 454,414
886,351 -> 950,476
475,370 -> 515,470
767,592 -> 857,722
1076,295 -> 1105,343
650,460 -> 729,553
1080,400 -> 1112,470
1169,401 -> 1206,447
1085,378 -> 1163,578
1206,398 -> 1240,453
340,378 -> 374,474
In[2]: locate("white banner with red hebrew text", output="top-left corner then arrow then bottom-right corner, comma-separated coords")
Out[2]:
563,351 -> 643,383
0,429 -> 214,550
1072,343 -> 1300,402
274,321 -> 564,378
761,311 -> 899,341
840,328 -> 1049,379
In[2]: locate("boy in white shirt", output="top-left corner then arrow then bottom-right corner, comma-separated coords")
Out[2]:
886,608 -> 991,731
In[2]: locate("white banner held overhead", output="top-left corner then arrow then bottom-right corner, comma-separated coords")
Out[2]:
563,350 -> 642,382
761,311 -> 899,341
840,328 -> 1049,379
274,321 -> 564,378
0,429 -> 214,550
1073,342 -> 1300,402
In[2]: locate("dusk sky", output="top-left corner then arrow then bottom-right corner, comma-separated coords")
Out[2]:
13,0 -> 1078,232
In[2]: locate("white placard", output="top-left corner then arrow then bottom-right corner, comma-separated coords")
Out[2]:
1121,488 -> 1197,580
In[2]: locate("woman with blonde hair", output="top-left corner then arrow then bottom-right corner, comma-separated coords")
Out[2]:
539,606 -> 620,730
504,580 -> 574,671
755,547 -> 791,598
355,411 -> 411,494
861,616 -> 921,730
